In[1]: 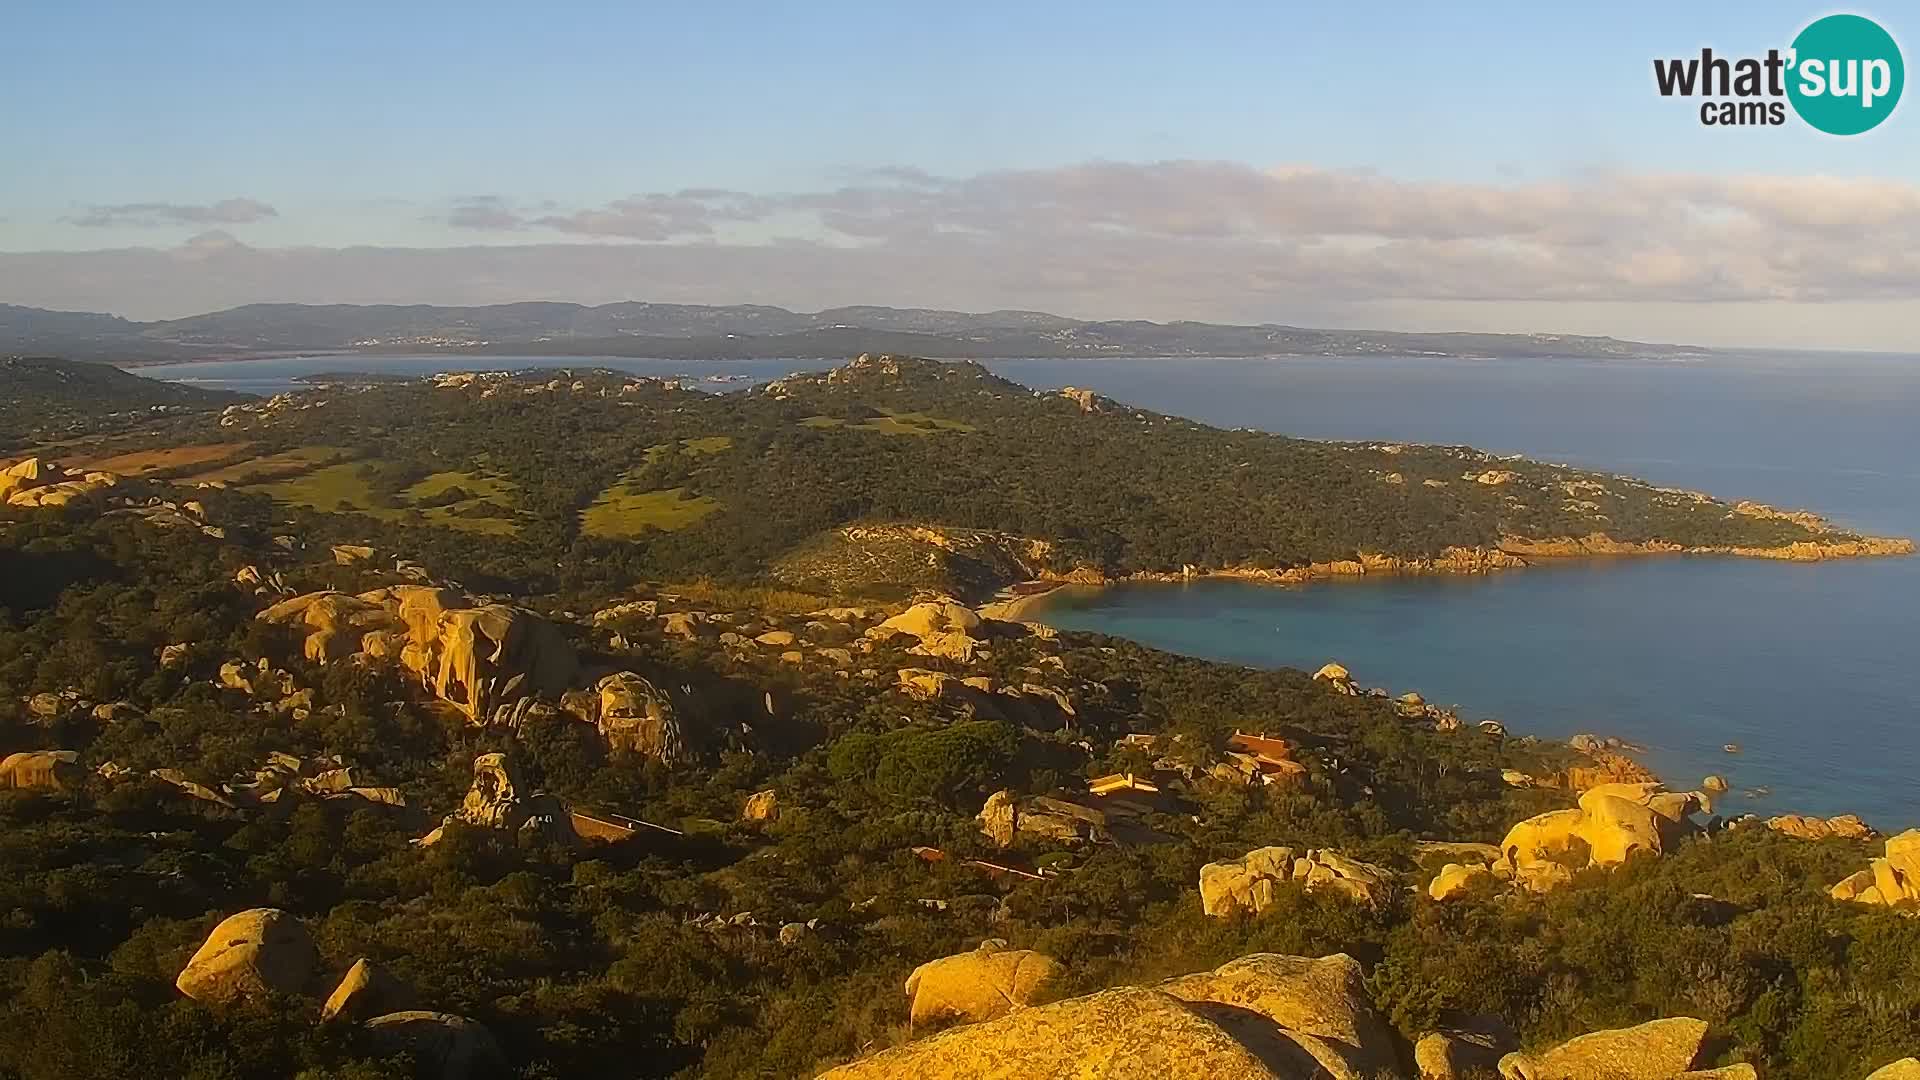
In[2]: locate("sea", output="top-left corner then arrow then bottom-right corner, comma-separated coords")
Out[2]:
134,350 -> 1920,826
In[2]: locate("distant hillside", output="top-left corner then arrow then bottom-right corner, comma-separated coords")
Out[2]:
0,355 -> 243,447
51,353 -> 1879,601
0,300 -> 1710,363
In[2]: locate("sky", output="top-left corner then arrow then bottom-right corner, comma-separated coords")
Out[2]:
2,0 -> 1917,349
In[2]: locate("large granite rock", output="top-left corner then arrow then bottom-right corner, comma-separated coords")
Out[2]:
592,671 -> 687,765
365,1011 -> 507,1079
1496,1017 -> 1712,1079
1867,1060 -> 1920,1080
418,753 -> 567,846
1830,828 -> 1920,908
825,950 -> 1403,1079
819,986 -> 1308,1079
0,750 -> 84,791
1496,783 -> 1704,891
905,940 -> 1066,1026
322,957 -> 414,1023
1427,862 -> 1495,902
175,908 -> 318,1004
1415,1016 -> 1516,1079
741,788 -> 778,822
1157,953 -> 1400,1080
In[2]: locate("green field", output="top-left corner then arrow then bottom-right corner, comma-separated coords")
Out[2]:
250,463 -> 524,536
186,445 -> 347,485
580,483 -> 720,537
799,410 -> 975,435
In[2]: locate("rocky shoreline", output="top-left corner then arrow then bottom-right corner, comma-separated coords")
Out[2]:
981,530 -> 1915,622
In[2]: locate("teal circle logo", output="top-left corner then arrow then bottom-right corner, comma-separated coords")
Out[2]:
1787,14 -> 1904,135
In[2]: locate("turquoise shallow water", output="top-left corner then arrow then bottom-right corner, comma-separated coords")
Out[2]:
140,350 -> 1920,825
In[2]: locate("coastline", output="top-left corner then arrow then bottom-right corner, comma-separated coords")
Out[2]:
982,532 -> 1916,624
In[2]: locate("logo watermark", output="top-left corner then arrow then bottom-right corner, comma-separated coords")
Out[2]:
1653,13 -> 1903,133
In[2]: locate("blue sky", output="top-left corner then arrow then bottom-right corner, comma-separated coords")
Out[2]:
3,1 -> 1917,348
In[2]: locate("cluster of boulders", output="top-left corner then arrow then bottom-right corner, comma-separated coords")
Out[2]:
827,946 -> 1765,1079
1199,845 -> 1395,915
870,599 -> 989,661
1425,782 -> 1710,898
258,586 -> 580,723
896,667 -> 1082,730
1766,813 -> 1873,842
19,687 -> 141,726
1312,663 -> 1461,729
222,751 -> 405,808
1499,733 -> 1663,793
175,908 -> 503,1077
1830,829 -> 1920,910
0,457 -> 120,508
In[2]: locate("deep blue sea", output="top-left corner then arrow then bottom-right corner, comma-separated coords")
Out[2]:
136,351 -> 1920,825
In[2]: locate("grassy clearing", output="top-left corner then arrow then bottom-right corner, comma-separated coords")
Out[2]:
799,410 -> 975,436
74,441 -> 253,475
185,445 -> 346,485
250,462 -> 523,536
581,484 -> 720,538
405,470 -> 516,502
645,436 -> 735,462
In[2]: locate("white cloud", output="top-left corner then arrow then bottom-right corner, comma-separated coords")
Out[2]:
6,162 -> 1920,347
65,197 -> 280,228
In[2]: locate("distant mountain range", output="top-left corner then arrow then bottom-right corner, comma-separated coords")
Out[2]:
0,300 -> 1712,364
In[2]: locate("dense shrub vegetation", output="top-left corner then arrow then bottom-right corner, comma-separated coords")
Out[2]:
0,357 -> 1910,1078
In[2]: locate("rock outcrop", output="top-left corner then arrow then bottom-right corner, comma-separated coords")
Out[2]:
0,458 -> 119,508
822,986 -> 1296,1078
1427,862 -> 1495,901
905,940 -> 1066,1026
175,908 -> 319,1004
824,951 -> 1400,1080
1867,1060 -> 1920,1080
590,671 -> 687,765
1495,783 -> 1704,890
1558,751 -> 1660,792
977,789 -> 1109,847
322,957 -> 414,1023
1200,846 -> 1393,916
1415,1016 -> 1517,1079
741,788 -> 778,822
1830,828 -> 1920,908
1767,813 -> 1872,841
0,750 -> 84,791
365,1011 -> 507,1080
418,753 -> 567,846
1313,663 -> 1358,695
1495,1016 -> 1734,1079
258,587 -> 579,722
869,600 -> 987,662
1157,953 -> 1400,1080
